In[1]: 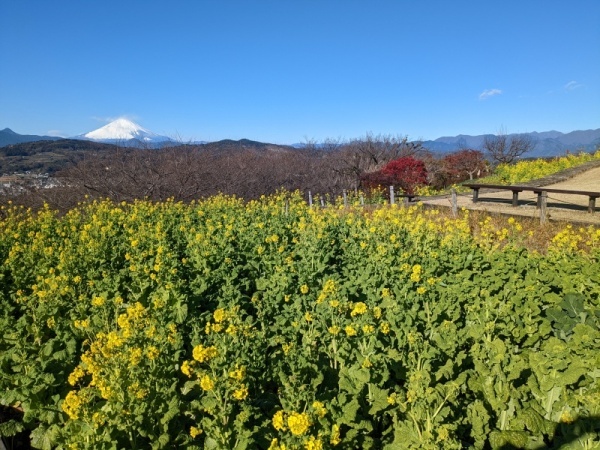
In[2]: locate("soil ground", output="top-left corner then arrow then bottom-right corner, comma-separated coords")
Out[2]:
423,166 -> 600,225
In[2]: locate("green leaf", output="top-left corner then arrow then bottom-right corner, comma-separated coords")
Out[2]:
519,408 -> 555,436
489,430 -> 529,449
151,433 -> 171,449
204,436 -> 220,449
160,397 -> 180,425
561,293 -> 585,318
545,307 -> 565,323
340,399 -> 360,425
0,419 -> 25,437
368,384 -> 389,415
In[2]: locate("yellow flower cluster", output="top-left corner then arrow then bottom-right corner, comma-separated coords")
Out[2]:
350,302 -> 367,316
410,264 -> 422,283
312,401 -> 327,418
62,390 -> 85,420
316,279 -> 337,304
200,374 -> 215,391
192,344 -> 218,363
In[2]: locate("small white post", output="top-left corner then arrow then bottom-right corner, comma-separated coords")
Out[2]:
540,191 -> 547,224
451,189 -> 458,217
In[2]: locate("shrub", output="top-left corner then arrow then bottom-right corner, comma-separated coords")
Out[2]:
361,156 -> 428,194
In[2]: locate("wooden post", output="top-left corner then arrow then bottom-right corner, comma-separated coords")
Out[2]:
472,188 -> 479,203
285,199 -> 289,216
343,190 -> 348,207
320,197 -> 325,208
451,189 -> 458,217
308,191 -> 313,207
589,196 -> 597,214
360,194 -> 364,206
389,186 -> 395,205
540,191 -> 547,224
512,190 -> 519,207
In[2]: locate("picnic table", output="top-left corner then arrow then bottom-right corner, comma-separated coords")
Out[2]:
463,184 -> 600,213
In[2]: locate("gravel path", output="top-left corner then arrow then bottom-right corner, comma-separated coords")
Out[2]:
423,166 -> 600,225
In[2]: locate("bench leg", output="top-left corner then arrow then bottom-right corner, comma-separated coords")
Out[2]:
473,189 -> 479,203
512,191 -> 519,207
589,197 -> 596,214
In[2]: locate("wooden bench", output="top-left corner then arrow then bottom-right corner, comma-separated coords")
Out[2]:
463,184 -> 600,213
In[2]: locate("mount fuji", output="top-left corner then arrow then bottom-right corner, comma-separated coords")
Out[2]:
74,118 -> 173,146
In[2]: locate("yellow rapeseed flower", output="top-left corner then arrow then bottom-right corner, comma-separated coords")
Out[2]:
213,308 -> 226,323
345,325 -> 357,336
330,424 -> 341,446
190,426 -> 203,438
62,390 -> 84,420
350,302 -> 367,316
380,322 -> 390,335
229,365 -> 246,381
67,366 -> 85,386
192,344 -> 218,363
91,296 -> 105,307
233,385 -> 249,400
304,436 -> 323,450
200,374 -> 215,391
272,410 -> 286,431
181,360 -> 193,377
129,347 -> 143,366
147,346 -> 160,360
312,401 -> 326,418
287,411 -> 311,435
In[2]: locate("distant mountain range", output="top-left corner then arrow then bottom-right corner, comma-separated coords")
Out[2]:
2,121 -> 599,157
0,128 -> 63,147
420,129 -> 600,157
0,137 -> 295,175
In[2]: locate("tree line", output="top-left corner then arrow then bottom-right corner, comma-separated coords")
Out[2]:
0,131 -> 535,211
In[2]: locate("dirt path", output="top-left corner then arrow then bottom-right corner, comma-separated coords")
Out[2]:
423,167 -> 600,225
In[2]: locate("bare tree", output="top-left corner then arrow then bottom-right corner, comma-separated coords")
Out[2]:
443,149 -> 488,181
329,133 -> 424,190
483,128 -> 536,165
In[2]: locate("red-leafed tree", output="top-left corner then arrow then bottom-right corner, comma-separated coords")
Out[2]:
361,156 -> 428,194
443,149 -> 487,182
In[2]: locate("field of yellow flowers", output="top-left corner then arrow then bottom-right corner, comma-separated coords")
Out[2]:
482,150 -> 600,185
1,193 -> 599,449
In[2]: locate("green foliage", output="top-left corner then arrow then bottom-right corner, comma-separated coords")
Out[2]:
0,194 -> 598,448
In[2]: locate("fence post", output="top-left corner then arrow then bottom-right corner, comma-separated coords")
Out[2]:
308,191 -> 313,207
360,194 -> 364,206
320,197 -> 325,208
540,191 -> 547,224
389,186 -> 395,205
343,190 -> 348,207
451,189 -> 458,217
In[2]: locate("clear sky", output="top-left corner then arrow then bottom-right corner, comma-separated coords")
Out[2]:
1,1 -> 599,144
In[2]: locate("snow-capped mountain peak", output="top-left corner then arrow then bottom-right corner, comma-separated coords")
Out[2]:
77,118 -> 171,143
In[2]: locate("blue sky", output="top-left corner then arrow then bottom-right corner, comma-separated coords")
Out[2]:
1,1 -> 599,144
